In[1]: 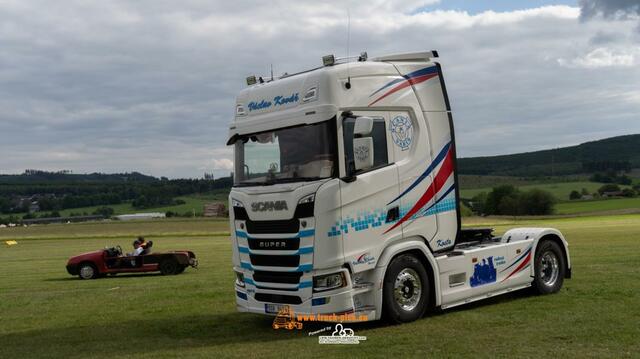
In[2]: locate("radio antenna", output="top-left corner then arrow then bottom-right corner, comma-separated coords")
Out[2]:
270,64 -> 274,81
345,9 -> 352,89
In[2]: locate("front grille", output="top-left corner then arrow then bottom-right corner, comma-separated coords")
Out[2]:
248,237 -> 300,251
233,207 -> 249,220
255,293 -> 302,305
250,254 -> 299,267
294,202 -> 314,218
246,219 -> 299,234
253,271 -> 302,284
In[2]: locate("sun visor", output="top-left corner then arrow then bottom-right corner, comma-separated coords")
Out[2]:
226,104 -> 337,145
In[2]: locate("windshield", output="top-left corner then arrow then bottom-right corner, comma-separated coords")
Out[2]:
233,119 -> 338,186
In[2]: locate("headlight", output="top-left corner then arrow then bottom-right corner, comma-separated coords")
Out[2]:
232,198 -> 244,208
235,271 -> 245,287
298,193 -> 315,204
313,272 -> 346,292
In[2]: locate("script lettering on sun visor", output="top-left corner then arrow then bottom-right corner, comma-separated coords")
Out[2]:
248,93 -> 299,112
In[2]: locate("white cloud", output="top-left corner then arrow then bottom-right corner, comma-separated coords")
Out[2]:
1,1 -> 639,178
558,47 -> 637,68
211,158 -> 234,171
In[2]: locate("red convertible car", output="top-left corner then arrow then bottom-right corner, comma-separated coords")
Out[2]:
66,244 -> 197,279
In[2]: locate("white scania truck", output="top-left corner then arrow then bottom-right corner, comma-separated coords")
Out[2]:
227,51 -> 571,323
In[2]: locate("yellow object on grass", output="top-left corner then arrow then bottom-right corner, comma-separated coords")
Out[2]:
5,240 -> 17,246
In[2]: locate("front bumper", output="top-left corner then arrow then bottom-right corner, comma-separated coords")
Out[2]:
234,267 -> 378,322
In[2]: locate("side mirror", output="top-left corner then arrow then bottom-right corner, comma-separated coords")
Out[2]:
353,117 -> 374,172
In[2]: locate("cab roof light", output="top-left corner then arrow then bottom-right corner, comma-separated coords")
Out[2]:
246,75 -> 257,86
322,54 -> 335,66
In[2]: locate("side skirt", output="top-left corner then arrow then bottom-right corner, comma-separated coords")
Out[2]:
441,282 -> 531,310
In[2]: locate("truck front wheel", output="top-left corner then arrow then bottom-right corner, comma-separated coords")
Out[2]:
533,240 -> 565,294
382,254 -> 429,323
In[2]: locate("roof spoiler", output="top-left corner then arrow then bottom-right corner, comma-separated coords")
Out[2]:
373,50 -> 439,62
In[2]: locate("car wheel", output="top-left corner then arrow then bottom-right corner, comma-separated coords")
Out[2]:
78,263 -> 98,280
533,240 -> 565,294
382,254 -> 430,324
175,265 -> 187,274
159,258 -> 179,275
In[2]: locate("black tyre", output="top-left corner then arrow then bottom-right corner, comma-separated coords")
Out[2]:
175,265 -> 187,274
159,258 -> 179,275
533,240 -> 565,294
78,263 -> 98,280
382,254 -> 430,323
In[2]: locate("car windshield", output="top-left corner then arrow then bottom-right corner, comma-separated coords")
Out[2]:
233,119 -> 338,186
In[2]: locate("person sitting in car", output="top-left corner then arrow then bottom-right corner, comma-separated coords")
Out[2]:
132,240 -> 145,256
126,240 -> 144,267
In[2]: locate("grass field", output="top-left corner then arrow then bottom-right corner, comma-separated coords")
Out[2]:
555,197 -> 640,215
1,215 -> 639,358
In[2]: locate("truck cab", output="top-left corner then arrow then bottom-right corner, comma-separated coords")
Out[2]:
227,51 -> 571,323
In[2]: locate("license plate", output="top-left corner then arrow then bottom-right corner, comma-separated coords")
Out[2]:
265,303 -> 286,314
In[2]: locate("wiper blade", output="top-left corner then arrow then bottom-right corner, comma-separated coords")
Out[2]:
234,181 -> 271,187
269,177 -> 324,183
236,177 -> 325,187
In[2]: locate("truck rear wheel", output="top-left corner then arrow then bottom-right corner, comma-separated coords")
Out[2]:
533,240 -> 565,294
382,254 -> 429,323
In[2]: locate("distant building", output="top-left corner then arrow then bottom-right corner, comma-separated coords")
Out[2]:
204,203 -> 226,217
115,213 -> 166,221
602,191 -> 623,198
28,201 -> 40,213
580,194 -> 594,200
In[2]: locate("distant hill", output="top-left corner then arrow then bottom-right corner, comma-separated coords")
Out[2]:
458,134 -> 640,177
0,170 -> 158,184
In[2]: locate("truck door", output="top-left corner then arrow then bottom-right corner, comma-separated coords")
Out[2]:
387,110 -> 438,249
337,111 -> 401,272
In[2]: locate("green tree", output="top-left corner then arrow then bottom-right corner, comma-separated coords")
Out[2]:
498,195 -> 522,216
470,192 -> 488,214
521,189 -> 556,215
621,188 -> 636,198
485,185 -> 519,215
93,207 -> 114,218
569,190 -> 581,200
598,184 -> 621,195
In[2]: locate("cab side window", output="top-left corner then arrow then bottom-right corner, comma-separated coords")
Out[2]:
343,116 -> 389,174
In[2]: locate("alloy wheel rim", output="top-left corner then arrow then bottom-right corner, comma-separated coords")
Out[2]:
80,266 -> 94,279
540,251 -> 559,287
393,268 -> 422,311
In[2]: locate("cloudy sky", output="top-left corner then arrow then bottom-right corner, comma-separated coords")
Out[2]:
1,0 -> 639,178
